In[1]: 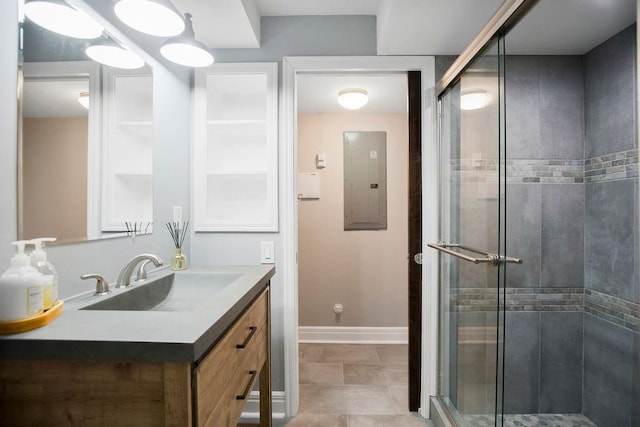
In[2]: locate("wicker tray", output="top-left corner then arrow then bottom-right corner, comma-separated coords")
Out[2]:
0,301 -> 64,335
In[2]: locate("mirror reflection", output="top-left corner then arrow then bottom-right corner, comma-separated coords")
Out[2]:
19,3 -> 154,244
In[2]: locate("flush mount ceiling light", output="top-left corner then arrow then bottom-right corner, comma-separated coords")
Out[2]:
114,0 -> 185,37
24,0 -> 104,39
160,13 -> 214,68
337,88 -> 369,110
86,39 -> 145,69
460,89 -> 492,111
78,91 -> 89,109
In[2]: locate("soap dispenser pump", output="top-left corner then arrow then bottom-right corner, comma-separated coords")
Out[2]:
0,241 -> 43,321
28,238 -> 58,310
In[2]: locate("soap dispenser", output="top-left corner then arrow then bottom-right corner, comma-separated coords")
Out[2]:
0,241 -> 43,321
28,237 -> 58,310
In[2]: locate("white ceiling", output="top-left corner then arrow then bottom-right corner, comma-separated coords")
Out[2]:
171,0 -> 635,55
170,0 -> 635,114
23,79 -> 89,118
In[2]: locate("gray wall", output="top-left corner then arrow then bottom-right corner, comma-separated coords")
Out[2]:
502,25 -> 640,423
0,7 -> 192,315
582,25 -> 639,427
3,6 -> 377,397
186,15 -> 377,393
502,55 -> 586,415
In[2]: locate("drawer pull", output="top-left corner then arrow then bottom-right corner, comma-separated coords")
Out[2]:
236,326 -> 258,349
236,370 -> 258,400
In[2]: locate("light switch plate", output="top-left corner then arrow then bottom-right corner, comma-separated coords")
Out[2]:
260,241 -> 275,264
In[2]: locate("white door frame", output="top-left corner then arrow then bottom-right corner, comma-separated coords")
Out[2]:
280,56 -> 440,419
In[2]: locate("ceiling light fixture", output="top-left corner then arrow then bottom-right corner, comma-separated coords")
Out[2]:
24,0 -> 104,39
114,0 -> 185,37
86,39 -> 145,69
160,13 -> 214,68
78,91 -> 89,109
337,88 -> 369,110
460,89 -> 492,111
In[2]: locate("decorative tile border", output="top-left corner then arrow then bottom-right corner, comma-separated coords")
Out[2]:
584,288 -> 640,333
450,287 -> 584,312
584,148 -> 639,183
449,286 -> 640,333
450,148 -> 638,184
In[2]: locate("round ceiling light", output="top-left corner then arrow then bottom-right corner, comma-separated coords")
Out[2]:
460,89 -> 492,111
160,13 -> 213,68
86,42 -> 145,69
114,0 -> 185,37
337,88 -> 369,110
24,0 -> 104,39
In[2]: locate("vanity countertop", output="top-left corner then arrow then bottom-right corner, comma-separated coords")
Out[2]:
0,265 -> 275,364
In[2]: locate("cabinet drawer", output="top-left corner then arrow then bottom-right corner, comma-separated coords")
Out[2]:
203,320 -> 267,427
195,290 -> 268,425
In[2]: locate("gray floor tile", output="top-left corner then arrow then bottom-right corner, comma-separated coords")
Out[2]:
273,414 -> 349,427
343,363 -> 408,386
299,343 -> 381,363
299,384 -> 397,415
299,363 -> 344,385
375,344 -> 408,364
348,413 -> 430,426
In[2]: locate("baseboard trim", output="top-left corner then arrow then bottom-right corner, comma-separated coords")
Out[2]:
240,391 -> 286,421
298,326 -> 408,344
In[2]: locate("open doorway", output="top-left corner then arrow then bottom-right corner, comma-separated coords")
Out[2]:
292,70 -> 422,421
281,56 -> 437,419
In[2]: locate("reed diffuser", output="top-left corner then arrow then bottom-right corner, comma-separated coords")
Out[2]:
166,221 -> 189,271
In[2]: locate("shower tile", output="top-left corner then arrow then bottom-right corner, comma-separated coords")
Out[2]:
584,24 -> 637,158
503,312 -> 540,414
539,56 -> 584,159
585,180 -> 637,302
539,312 -> 583,413
583,314 -> 635,426
541,184 -> 584,288
633,334 -> 640,426
505,56 -> 540,159
506,184 -> 541,289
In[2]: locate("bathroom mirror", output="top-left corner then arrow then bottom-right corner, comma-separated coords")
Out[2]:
18,6 -> 154,244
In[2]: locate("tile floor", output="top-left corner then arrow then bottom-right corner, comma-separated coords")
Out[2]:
273,343 -> 432,427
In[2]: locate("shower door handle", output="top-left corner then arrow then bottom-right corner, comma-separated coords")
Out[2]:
427,242 -> 522,266
413,253 -> 423,264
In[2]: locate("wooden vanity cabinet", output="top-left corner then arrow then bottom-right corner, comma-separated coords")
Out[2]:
0,286 -> 272,427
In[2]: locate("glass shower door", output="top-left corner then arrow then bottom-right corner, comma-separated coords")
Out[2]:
434,35 -> 511,425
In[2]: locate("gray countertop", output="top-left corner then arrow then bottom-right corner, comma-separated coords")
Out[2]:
0,265 -> 275,364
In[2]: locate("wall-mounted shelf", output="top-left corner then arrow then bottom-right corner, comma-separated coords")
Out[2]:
101,68 -> 153,232
193,63 -> 278,232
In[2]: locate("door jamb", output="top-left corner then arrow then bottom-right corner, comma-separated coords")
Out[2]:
281,56 -> 439,419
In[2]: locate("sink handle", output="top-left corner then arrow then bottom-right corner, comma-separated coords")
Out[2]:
81,274 -> 112,296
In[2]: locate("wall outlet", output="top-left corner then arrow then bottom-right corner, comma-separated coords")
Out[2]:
260,241 -> 275,264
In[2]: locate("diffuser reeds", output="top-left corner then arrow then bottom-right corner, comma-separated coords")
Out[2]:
165,221 -> 189,249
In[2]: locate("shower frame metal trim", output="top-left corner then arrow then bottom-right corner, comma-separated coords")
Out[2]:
435,0 -> 539,97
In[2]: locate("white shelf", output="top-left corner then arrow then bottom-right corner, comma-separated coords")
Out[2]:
193,63 -> 278,232
101,69 -> 153,232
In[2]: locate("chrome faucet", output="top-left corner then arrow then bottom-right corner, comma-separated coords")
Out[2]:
116,254 -> 163,288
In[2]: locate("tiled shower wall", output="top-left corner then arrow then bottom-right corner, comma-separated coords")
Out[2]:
582,24 -> 639,427
498,25 -> 639,423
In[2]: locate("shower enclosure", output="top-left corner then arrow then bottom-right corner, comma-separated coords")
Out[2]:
431,1 -> 639,426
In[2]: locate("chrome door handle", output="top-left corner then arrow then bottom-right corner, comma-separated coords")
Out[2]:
413,253 -> 423,265
427,242 -> 522,266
